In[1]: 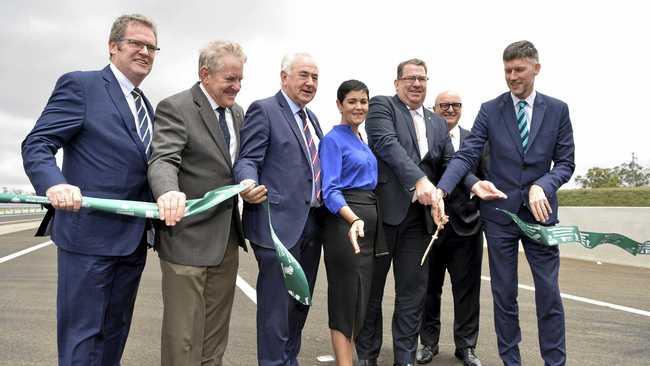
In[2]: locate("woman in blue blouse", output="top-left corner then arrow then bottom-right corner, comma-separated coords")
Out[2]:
320,80 -> 384,366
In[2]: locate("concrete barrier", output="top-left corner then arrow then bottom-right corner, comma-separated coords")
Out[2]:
557,207 -> 650,269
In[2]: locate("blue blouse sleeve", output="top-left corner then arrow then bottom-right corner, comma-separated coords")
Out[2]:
319,135 -> 347,215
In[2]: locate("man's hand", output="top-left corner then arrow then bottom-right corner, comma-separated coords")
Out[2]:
157,191 -> 186,226
46,184 -> 82,211
471,180 -> 508,200
432,189 -> 448,227
348,219 -> 364,254
240,179 -> 267,204
529,184 -> 551,223
415,177 -> 436,206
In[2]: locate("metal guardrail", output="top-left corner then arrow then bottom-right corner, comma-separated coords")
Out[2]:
0,204 -> 46,215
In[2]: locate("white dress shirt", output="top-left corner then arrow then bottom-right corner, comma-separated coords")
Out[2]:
409,106 -> 429,159
511,90 -> 536,132
449,124 -> 461,152
109,63 -> 153,139
199,83 -> 237,163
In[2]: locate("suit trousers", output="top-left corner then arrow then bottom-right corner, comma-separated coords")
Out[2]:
356,202 -> 429,364
160,239 -> 239,366
56,242 -> 146,366
420,227 -> 483,350
484,208 -> 565,366
252,207 -> 322,366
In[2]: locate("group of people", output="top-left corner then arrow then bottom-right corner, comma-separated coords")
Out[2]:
21,12 -> 575,366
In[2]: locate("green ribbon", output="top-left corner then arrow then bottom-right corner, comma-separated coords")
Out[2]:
264,201 -> 311,306
497,208 -> 650,256
0,184 -> 248,219
0,184 -> 313,304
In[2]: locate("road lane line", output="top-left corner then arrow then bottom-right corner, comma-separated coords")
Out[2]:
236,274 -> 257,304
0,218 -> 43,225
0,240 -> 53,264
481,275 -> 650,317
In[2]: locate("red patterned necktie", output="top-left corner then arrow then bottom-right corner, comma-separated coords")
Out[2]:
297,109 -> 321,201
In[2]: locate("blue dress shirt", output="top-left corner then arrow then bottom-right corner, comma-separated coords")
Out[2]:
319,124 -> 378,214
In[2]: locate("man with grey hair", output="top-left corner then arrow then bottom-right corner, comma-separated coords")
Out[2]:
436,40 -> 575,366
22,14 -> 158,365
148,40 -> 248,366
234,52 -> 324,366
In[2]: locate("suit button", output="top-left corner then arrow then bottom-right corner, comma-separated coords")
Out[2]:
522,164 -> 528,170
305,200 -> 310,205
308,178 -> 313,182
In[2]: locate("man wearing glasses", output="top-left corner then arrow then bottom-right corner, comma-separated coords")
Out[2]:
416,91 -> 487,366
22,14 -> 158,365
356,59 -> 454,366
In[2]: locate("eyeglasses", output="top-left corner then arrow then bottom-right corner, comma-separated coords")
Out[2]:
121,38 -> 160,53
398,75 -> 429,84
437,102 -> 462,111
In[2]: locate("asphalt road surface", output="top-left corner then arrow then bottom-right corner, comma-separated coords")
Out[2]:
1,218 -> 649,365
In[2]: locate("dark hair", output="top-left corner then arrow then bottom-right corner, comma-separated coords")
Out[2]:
503,40 -> 539,63
337,79 -> 369,103
396,58 -> 427,79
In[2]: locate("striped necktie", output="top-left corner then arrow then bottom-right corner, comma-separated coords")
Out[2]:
517,100 -> 529,151
297,109 -> 321,202
216,106 -> 231,150
131,88 -> 152,155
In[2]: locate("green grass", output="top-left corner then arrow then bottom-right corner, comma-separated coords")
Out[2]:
558,187 -> 650,207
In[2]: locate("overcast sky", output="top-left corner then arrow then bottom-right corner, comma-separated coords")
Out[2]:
2,0 -> 649,191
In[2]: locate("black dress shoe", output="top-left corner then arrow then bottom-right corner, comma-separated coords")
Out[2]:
357,359 -> 377,366
454,347 -> 482,366
416,344 -> 439,364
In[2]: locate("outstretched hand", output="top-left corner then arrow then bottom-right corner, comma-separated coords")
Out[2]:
471,180 -> 507,200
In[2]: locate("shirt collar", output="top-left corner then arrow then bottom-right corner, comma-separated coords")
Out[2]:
199,82 -> 222,111
409,105 -> 424,117
109,63 -> 136,96
281,89 -> 302,115
511,90 -> 536,108
449,124 -> 460,138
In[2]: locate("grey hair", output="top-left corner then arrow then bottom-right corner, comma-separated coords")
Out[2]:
281,52 -> 316,74
503,40 -> 539,63
198,41 -> 247,74
109,14 -> 157,43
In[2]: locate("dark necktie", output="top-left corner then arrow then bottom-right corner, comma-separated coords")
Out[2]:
216,107 -> 231,150
131,88 -> 151,155
517,100 -> 529,151
297,109 -> 321,201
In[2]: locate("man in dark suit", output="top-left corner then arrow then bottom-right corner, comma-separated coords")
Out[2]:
436,41 -> 575,366
355,59 -> 457,366
234,52 -> 324,366
147,41 -> 247,366
21,14 -> 158,365
416,91 -> 487,366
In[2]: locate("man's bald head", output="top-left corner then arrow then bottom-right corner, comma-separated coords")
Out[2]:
434,90 -> 463,130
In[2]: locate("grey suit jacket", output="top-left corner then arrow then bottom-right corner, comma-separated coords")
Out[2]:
148,82 -> 246,266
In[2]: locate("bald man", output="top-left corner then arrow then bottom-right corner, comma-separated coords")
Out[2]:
416,91 -> 488,366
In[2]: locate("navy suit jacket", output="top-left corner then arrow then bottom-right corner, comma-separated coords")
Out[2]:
22,66 -> 154,256
438,91 -> 575,225
234,91 -> 323,250
367,95 -> 476,231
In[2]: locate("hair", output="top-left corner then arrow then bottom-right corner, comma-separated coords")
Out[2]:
396,58 -> 427,79
198,41 -> 247,74
503,40 -> 539,63
281,52 -> 316,73
337,80 -> 369,103
109,14 -> 157,44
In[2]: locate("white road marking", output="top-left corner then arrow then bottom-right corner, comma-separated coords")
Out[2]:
236,274 -> 257,304
0,240 -> 53,264
480,276 -> 650,317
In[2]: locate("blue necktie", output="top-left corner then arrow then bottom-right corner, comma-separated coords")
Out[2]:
517,100 -> 529,151
216,107 -> 231,150
131,88 -> 151,155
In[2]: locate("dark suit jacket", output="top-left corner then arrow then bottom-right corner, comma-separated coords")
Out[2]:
234,91 -> 323,250
21,66 -> 154,256
445,127 -> 489,236
148,82 -> 246,266
438,91 -> 575,225
366,95 -> 476,232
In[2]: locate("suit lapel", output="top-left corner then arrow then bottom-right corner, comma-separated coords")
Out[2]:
192,83 -> 232,167
527,93 -> 546,149
275,92 -> 310,162
394,95 -> 420,157
232,106 -> 243,159
499,93 -> 524,158
102,67 -> 148,162
459,127 -> 471,152
423,109 -> 436,157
